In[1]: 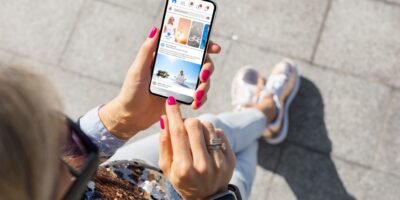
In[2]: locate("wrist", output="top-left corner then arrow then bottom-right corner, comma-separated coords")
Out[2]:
180,186 -> 229,200
99,98 -> 140,140
207,186 -> 229,200
207,185 -> 240,200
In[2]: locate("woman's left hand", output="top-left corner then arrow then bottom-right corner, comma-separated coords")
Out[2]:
99,27 -> 221,139
159,97 -> 236,199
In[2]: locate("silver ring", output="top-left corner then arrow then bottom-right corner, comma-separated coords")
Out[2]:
210,138 -> 223,145
207,137 -> 226,150
206,144 -> 226,151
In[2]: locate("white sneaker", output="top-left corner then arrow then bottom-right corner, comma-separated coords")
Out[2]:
263,59 -> 301,144
231,60 -> 301,144
231,66 -> 265,111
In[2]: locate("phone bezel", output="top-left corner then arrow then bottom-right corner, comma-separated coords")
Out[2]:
149,0 -> 217,105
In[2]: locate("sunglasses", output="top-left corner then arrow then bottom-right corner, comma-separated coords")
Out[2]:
61,117 -> 99,200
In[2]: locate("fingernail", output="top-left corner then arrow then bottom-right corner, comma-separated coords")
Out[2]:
202,70 -> 211,82
160,117 -> 165,130
195,101 -> 202,109
148,26 -> 157,38
195,90 -> 205,101
167,96 -> 176,105
216,129 -> 224,137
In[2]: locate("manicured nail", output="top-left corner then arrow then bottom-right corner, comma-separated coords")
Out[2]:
216,129 -> 224,137
160,117 -> 165,130
195,90 -> 205,101
167,96 -> 176,105
148,26 -> 157,38
201,70 -> 211,82
195,101 -> 202,109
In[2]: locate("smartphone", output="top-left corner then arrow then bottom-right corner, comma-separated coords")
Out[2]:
150,0 -> 217,104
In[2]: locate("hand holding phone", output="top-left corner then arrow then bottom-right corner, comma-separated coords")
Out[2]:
150,0 -> 217,105
99,26 -> 220,139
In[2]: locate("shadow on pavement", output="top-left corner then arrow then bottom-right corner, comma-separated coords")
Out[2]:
257,77 -> 355,200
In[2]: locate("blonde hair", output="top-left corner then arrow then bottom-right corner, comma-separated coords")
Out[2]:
0,67 -> 62,200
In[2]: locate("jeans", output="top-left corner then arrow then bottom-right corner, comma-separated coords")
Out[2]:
106,108 -> 266,199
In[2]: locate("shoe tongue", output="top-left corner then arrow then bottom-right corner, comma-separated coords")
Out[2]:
265,74 -> 287,97
232,81 -> 258,108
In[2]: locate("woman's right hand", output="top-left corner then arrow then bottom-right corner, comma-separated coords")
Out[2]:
159,96 -> 236,200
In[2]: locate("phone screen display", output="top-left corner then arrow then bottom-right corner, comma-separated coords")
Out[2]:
150,0 -> 216,104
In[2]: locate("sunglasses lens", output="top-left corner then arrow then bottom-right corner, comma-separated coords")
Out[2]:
62,129 -> 88,173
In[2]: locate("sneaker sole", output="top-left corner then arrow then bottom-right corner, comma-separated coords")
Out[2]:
265,66 -> 301,145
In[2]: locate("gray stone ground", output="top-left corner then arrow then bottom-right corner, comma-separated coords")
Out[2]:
1,0 -> 399,199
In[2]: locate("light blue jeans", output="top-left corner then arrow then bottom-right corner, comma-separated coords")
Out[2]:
107,108 -> 266,199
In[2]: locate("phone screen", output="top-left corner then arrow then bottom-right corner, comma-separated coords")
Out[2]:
150,0 -> 216,104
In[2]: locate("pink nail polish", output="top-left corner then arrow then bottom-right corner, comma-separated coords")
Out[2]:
160,117 -> 165,130
195,90 -> 205,101
148,26 -> 157,38
195,101 -> 202,108
202,70 -> 211,82
167,96 -> 176,105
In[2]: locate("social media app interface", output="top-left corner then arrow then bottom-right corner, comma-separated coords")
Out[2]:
151,0 -> 215,100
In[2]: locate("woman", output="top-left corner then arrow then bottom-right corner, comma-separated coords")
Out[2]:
163,17 -> 176,40
175,70 -> 186,85
0,27 -> 300,199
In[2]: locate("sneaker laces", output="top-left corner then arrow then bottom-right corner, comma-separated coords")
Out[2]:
258,74 -> 288,128
231,79 -> 259,111
264,74 -> 287,97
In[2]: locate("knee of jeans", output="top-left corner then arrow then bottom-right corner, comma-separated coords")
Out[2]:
197,114 -> 235,148
197,113 -> 221,128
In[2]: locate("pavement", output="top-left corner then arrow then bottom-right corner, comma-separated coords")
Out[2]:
1,0 -> 400,199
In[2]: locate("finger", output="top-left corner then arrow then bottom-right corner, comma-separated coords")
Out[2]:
159,115 -> 172,174
202,122 -> 225,168
207,40 -> 221,54
192,95 -> 207,110
131,26 -> 160,76
193,82 -> 211,101
184,118 -> 210,168
200,57 -> 214,83
165,96 -> 192,163
216,129 -> 236,166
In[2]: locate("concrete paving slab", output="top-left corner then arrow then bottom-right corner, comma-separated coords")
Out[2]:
223,42 -> 391,166
267,145 -> 360,200
249,166 -> 277,200
289,64 -> 392,167
11,56 -> 119,119
387,0 -> 400,4
0,0 -> 84,64
374,91 -> 400,177
212,0 -> 329,60
99,0 -> 164,17
388,0 -> 400,4
332,157 -> 370,199
314,0 -> 400,88
0,50 -> 15,67
361,169 -> 400,200
300,66 -> 391,165
60,0 -> 154,84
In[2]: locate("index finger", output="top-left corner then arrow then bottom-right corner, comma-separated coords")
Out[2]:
165,96 -> 192,163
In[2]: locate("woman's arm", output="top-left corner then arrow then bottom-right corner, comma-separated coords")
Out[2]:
78,106 -> 126,158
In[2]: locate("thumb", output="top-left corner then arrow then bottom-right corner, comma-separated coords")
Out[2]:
131,26 -> 160,76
